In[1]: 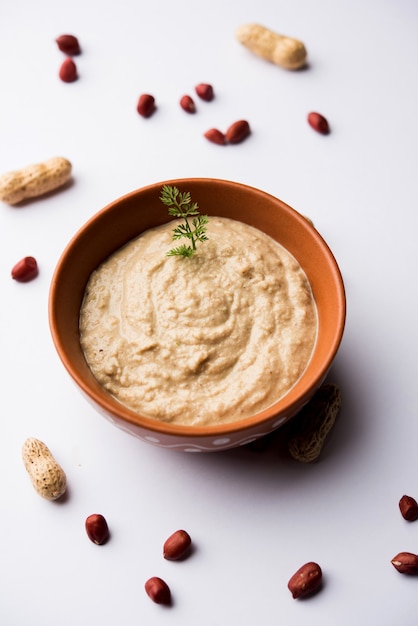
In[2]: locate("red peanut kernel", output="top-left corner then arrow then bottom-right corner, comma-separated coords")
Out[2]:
11,256 -> 38,282
288,561 -> 323,599
137,94 -> 156,118
391,552 -> 418,574
163,529 -> 192,560
85,514 -> 110,545
180,95 -> 196,113
145,577 -> 171,605
195,83 -> 214,101
55,34 -> 81,55
204,128 -> 227,145
307,112 -> 330,135
225,119 -> 251,144
399,495 -> 418,521
59,58 -> 78,83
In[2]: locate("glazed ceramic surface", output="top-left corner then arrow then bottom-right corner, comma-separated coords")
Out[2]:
49,178 -> 346,451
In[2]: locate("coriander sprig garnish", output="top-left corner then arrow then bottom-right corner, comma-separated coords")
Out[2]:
160,185 -> 209,257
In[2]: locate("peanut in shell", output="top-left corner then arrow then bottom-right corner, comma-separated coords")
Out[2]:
235,23 -> 307,70
22,437 -> 67,501
287,383 -> 342,462
0,157 -> 72,205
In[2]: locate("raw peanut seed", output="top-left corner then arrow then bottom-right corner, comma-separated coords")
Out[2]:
204,128 -> 227,145
288,561 -> 322,599
163,529 -> 192,560
145,577 -> 171,605
11,256 -> 38,282
137,93 -> 156,118
399,495 -> 418,521
225,119 -> 251,144
85,513 -> 110,545
307,112 -> 330,135
180,95 -> 196,113
391,552 -> 418,574
195,83 -> 214,101
55,34 -> 81,55
59,57 -> 78,83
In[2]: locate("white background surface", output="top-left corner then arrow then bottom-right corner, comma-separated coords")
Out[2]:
1,0 -> 418,624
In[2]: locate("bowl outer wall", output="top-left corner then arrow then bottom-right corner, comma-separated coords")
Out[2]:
48,178 -> 346,445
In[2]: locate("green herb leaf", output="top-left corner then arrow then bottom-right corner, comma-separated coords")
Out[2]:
160,185 -> 209,257
166,244 -> 195,258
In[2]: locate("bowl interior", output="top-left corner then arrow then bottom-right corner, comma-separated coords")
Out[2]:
49,178 -> 345,436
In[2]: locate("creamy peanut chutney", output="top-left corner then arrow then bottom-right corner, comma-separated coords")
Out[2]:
79,217 -> 317,426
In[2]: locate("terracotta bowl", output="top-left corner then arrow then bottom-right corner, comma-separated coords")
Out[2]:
49,178 -> 345,452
